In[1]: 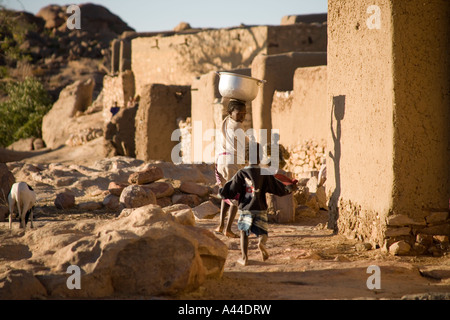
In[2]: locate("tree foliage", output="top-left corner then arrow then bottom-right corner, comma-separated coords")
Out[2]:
0,77 -> 52,147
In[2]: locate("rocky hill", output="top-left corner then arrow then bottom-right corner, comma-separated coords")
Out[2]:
1,3 -> 135,101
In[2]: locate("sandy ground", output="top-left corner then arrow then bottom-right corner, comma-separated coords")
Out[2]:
179,212 -> 450,300
2,143 -> 450,300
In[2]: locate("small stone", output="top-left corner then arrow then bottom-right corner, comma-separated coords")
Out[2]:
433,235 -> 449,249
192,201 -> 220,220
142,182 -> 174,198
179,181 -> 210,197
172,193 -> 201,207
425,212 -> 449,224
387,214 -> 419,226
416,233 -> 433,247
108,182 -> 128,196
156,197 -> 172,207
54,191 -> 75,209
103,194 -> 120,211
389,240 -> 411,256
78,201 -> 102,211
128,166 -> 164,185
355,242 -> 372,251
120,185 -> 157,208
385,227 -> 411,237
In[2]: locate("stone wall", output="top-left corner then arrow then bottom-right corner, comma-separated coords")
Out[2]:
131,24 -> 327,94
327,0 -> 449,253
102,70 -> 135,121
135,84 -> 191,162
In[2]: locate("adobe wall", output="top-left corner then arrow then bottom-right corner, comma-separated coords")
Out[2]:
135,84 -> 191,162
131,24 -> 327,95
251,52 -> 327,143
390,0 -> 449,234
327,0 -> 449,250
272,66 -> 327,147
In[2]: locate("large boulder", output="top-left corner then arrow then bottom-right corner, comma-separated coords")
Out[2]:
0,204 -> 228,299
37,3 -> 134,36
42,79 -> 95,149
0,163 -> 15,203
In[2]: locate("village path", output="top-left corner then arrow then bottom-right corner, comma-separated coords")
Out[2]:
178,211 -> 450,300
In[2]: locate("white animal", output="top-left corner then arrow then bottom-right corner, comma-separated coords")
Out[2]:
8,182 -> 36,229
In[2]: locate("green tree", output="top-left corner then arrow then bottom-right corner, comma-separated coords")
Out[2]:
0,77 -> 52,147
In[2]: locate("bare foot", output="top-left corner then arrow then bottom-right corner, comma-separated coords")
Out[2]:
237,257 -> 248,266
258,243 -> 269,261
214,226 -> 224,234
225,231 -> 239,238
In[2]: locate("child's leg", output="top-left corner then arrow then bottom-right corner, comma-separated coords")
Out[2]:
258,234 -> 269,261
237,230 -> 249,266
215,200 -> 229,233
225,204 -> 238,238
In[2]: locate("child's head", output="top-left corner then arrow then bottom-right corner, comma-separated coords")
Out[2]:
227,99 -> 246,123
248,142 -> 262,165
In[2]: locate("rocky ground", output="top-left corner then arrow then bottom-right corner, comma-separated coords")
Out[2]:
1,140 -> 449,300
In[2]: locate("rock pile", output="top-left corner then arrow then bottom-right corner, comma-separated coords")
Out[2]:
283,139 -> 327,176
0,157 -> 228,299
385,213 -> 449,257
0,204 -> 227,299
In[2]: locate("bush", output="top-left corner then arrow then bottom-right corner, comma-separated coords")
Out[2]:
0,77 -> 52,147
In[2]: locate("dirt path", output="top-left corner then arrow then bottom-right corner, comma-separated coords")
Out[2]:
178,211 -> 450,300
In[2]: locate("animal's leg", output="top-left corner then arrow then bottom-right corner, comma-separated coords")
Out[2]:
19,201 -> 24,229
8,200 -> 14,230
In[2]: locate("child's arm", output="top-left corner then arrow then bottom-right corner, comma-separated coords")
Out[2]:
266,175 -> 296,197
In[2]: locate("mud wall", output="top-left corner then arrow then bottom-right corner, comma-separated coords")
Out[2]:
131,24 -> 327,95
135,84 -> 191,162
272,66 -> 327,148
327,0 -> 450,249
251,52 -> 327,143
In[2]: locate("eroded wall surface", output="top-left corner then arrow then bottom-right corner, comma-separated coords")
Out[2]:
327,0 -> 449,249
135,84 -> 191,162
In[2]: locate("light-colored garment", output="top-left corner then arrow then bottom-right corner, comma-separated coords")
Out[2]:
216,116 -> 247,166
215,115 -> 248,205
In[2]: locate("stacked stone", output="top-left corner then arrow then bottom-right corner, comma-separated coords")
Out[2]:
283,139 -> 327,176
177,117 -> 192,164
386,213 -> 450,256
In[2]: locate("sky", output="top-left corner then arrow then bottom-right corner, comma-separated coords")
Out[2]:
3,0 -> 328,32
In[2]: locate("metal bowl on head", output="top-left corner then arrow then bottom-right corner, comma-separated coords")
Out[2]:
216,72 -> 266,102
